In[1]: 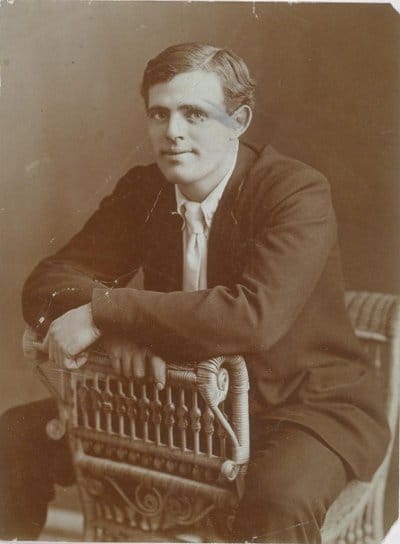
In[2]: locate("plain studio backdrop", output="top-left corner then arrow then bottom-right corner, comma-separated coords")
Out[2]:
0,0 -> 399,532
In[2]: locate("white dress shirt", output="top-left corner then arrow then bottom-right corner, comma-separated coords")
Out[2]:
175,145 -> 239,291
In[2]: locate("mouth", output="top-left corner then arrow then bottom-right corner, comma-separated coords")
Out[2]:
161,149 -> 193,156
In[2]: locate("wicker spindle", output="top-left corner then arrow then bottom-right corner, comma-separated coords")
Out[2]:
164,385 -> 175,448
77,383 -> 90,428
115,381 -> 127,436
91,374 -> 102,431
102,375 -> 113,434
151,385 -> 163,445
103,502 -> 112,521
139,383 -> 150,441
176,388 -> 189,451
126,381 -> 137,439
190,390 -> 202,454
113,503 -> 124,524
354,511 -> 364,544
202,406 -> 215,456
363,491 -> 375,543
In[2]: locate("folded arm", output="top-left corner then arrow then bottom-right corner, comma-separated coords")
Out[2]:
91,169 -> 337,362
22,164 -> 337,365
22,167 -> 151,335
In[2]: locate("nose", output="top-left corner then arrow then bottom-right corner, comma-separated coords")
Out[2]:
166,112 -> 185,141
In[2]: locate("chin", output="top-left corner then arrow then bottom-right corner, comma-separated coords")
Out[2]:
159,164 -> 198,185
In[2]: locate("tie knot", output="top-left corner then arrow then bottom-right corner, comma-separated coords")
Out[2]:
184,202 -> 206,234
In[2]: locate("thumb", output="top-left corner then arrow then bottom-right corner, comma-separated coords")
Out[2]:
63,352 -> 88,370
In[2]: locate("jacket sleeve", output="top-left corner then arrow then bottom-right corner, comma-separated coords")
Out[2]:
22,167 -> 150,335
91,168 -> 338,362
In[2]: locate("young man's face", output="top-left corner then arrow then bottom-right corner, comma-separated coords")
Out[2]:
146,70 -> 243,199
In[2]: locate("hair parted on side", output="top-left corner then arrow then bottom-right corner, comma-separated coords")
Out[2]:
141,42 -> 256,113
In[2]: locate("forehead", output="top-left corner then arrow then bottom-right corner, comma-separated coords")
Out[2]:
147,70 -> 226,111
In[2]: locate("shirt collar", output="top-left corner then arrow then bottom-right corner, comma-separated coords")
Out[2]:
175,142 -> 239,229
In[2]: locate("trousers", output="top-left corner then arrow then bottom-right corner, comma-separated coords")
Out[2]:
0,398 -> 349,543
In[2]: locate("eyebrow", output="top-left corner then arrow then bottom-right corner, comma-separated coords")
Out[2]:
147,103 -> 208,114
147,105 -> 168,113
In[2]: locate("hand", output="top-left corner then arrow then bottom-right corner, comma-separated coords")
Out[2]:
103,335 -> 167,390
33,303 -> 101,369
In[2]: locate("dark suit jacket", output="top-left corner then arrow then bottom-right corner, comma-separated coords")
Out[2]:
22,143 -> 389,481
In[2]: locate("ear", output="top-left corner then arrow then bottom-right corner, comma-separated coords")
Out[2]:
231,105 -> 253,137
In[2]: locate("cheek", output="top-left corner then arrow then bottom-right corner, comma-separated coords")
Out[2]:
147,124 -> 163,146
194,126 -> 231,152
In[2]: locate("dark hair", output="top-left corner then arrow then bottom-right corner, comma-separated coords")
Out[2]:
141,42 -> 256,113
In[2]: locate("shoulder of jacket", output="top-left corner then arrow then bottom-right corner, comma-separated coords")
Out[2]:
106,162 -> 165,204
117,163 -> 163,191
249,145 -> 329,193
236,145 -> 332,219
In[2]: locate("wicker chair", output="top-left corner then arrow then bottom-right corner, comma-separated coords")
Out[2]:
321,292 -> 399,544
23,290 -> 399,543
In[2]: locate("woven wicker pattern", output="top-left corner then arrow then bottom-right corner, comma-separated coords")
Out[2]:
22,290 -> 399,542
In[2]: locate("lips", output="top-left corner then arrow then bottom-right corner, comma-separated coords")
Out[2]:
161,149 -> 193,156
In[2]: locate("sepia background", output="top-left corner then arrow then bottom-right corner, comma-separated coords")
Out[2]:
0,0 -> 399,534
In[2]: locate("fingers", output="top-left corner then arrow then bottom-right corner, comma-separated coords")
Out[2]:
149,354 -> 166,390
74,352 -> 89,368
56,338 -> 72,368
104,337 -> 138,377
42,321 -> 72,368
63,356 -> 79,370
122,350 -> 133,379
39,305 -> 101,370
44,327 -> 87,370
103,337 -> 166,389
132,346 -> 147,381
63,352 -> 88,370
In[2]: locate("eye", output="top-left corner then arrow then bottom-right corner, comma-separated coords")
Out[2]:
148,109 -> 169,122
184,108 -> 208,123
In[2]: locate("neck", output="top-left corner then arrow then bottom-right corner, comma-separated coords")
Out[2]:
177,140 -> 239,202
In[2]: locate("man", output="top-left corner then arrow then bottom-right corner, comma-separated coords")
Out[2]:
0,43 -> 389,543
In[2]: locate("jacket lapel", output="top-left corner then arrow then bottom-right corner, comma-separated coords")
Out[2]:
142,175 -> 183,292
207,143 -> 258,287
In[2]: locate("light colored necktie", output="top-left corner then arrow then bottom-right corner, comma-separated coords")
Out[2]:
183,201 -> 207,291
